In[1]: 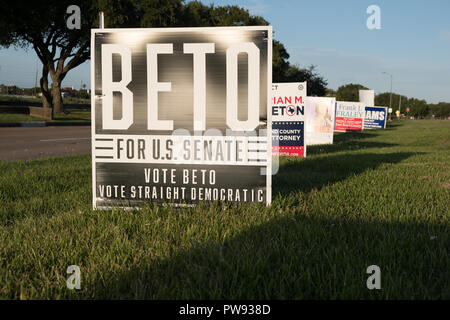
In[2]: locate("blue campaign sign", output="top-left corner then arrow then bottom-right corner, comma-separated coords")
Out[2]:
272,121 -> 305,156
364,106 -> 387,129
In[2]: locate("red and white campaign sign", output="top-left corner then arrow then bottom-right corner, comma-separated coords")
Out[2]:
334,101 -> 365,132
271,82 -> 306,157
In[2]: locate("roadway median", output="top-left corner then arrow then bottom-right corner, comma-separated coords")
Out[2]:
0,121 -> 91,127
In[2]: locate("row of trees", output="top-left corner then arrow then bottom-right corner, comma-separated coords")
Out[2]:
332,83 -> 450,119
5,1 -> 444,118
0,0 -> 327,114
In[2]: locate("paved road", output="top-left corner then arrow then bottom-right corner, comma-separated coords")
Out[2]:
0,126 -> 91,161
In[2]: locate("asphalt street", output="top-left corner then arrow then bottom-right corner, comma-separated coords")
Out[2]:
0,126 -> 91,161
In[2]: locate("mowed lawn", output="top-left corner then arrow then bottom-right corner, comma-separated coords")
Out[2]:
0,108 -> 90,122
0,120 -> 448,299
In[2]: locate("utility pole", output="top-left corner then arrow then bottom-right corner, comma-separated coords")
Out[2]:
382,72 -> 393,119
399,95 -> 402,115
99,12 -> 104,29
389,74 -> 392,115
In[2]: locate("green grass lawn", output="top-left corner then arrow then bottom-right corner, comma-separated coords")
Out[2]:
0,113 -> 44,122
52,109 -> 91,122
0,120 -> 448,299
0,94 -> 90,105
0,95 -> 42,105
0,108 -> 90,122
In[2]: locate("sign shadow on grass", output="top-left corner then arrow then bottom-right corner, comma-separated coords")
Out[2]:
308,130 -> 397,155
88,212 -> 447,299
307,141 -> 397,155
274,152 -> 420,195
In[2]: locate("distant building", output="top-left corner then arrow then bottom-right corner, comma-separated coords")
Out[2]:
61,87 -> 77,97
6,85 -> 19,95
79,88 -> 91,98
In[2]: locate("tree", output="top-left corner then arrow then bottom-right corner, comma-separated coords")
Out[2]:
374,92 -> 450,118
406,98 -> 428,118
0,0 -> 141,114
428,103 -> 450,119
270,36 -> 328,95
181,2 -> 268,27
336,83 -> 368,102
272,40 -> 291,82
140,1 -> 329,94
375,92 -> 407,111
139,0 -> 185,27
282,65 -> 328,96
1,0 -> 328,114
326,88 -> 336,97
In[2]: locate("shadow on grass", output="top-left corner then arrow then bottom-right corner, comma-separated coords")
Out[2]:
83,149 -> 446,299
0,100 -> 41,107
52,109 -> 90,121
274,152 -> 418,195
385,121 -> 404,130
308,141 -> 397,155
52,116 -> 90,122
308,130 -> 397,156
90,213 -> 448,299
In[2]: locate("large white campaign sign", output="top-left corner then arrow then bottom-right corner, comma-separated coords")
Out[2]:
305,96 -> 335,145
334,101 -> 365,132
91,27 -> 273,208
359,89 -> 375,106
271,82 -> 306,157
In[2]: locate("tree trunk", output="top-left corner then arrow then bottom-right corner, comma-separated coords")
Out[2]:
51,80 -> 64,114
40,88 -> 52,109
33,38 -> 89,116
39,64 -> 52,110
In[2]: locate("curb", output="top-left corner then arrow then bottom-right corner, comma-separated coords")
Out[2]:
47,121 -> 91,127
0,121 -> 91,127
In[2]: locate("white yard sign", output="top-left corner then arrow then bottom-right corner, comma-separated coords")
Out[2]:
91,26 -> 273,208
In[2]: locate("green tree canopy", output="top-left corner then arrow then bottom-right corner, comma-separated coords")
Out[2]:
404,97 -> 429,118
375,92 -> 406,110
428,103 -> 450,119
0,0 -> 141,114
325,88 -> 336,97
282,65 -> 328,96
1,0 -> 328,113
336,83 -> 368,102
375,93 -> 432,118
171,1 -> 329,95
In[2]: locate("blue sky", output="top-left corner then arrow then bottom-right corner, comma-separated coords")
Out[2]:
1,0 -> 449,103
